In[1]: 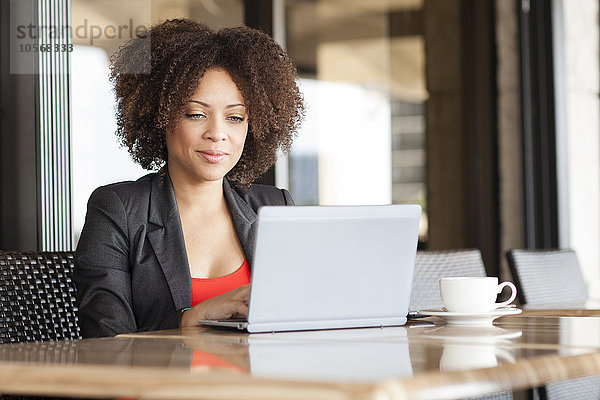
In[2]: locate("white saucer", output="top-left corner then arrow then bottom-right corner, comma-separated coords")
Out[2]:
418,307 -> 522,326
422,325 -> 523,341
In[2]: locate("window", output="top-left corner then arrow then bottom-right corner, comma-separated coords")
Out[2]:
281,0 -> 428,241
70,0 -> 244,246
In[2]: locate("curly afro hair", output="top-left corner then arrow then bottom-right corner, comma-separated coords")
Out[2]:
110,19 -> 304,185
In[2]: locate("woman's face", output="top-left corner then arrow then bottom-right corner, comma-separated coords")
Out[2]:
166,68 -> 248,184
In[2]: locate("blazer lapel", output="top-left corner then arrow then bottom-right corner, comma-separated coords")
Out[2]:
147,172 -> 192,311
223,180 -> 258,267
145,174 -> 258,312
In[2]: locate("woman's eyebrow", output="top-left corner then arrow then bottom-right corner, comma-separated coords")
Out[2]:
226,103 -> 246,109
188,100 -> 210,107
188,100 -> 245,109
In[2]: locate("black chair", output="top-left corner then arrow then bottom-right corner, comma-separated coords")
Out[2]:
506,249 -> 588,307
409,249 -> 486,312
0,251 -> 81,343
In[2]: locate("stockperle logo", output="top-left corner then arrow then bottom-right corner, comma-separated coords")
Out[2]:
15,19 -> 149,46
9,0 -> 151,74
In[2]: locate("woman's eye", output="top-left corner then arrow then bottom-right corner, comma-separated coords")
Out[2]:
228,116 -> 245,123
185,113 -> 206,120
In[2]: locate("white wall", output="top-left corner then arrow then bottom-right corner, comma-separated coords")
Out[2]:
561,0 -> 600,297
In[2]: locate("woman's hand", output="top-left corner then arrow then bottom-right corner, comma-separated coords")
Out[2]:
180,284 -> 250,328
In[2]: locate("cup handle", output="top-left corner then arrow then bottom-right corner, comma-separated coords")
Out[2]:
495,281 -> 517,308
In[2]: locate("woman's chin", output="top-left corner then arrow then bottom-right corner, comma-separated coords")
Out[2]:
193,168 -> 234,183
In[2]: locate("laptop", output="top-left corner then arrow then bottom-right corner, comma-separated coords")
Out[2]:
198,204 -> 421,333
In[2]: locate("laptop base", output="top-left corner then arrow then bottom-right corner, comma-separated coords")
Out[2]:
198,316 -> 408,333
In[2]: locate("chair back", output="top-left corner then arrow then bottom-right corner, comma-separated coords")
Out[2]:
506,249 -> 588,306
409,249 -> 486,312
542,376 -> 600,400
0,251 -> 81,343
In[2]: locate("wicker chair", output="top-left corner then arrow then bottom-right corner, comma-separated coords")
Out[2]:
409,249 -> 487,312
506,249 -> 588,306
541,375 -> 600,400
410,249 -> 512,400
507,249 -> 592,400
0,251 -> 81,343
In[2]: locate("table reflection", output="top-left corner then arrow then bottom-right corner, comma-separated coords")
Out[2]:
0,327 -> 416,383
247,327 -> 413,382
182,335 -> 250,373
557,317 -> 600,352
421,325 -> 521,372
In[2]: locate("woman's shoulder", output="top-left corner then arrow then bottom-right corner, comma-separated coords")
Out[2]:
88,172 -> 157,205
228,180 -> 294,208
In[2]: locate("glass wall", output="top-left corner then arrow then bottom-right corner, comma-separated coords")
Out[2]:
70,0 -> 244,246
282,0 -> 428,241
69,0 -> 428,245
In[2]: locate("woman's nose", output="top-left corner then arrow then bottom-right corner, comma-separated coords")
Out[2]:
203,117 -> 227,141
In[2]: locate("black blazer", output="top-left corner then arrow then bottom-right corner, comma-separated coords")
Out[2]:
74,171 -> 294,338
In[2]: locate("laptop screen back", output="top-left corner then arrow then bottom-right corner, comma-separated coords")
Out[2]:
248,205 -> 421,330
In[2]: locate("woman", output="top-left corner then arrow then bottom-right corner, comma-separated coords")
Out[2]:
74,19 -> 304,338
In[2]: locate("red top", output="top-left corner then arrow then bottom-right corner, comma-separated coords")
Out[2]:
191,258 -> 251,306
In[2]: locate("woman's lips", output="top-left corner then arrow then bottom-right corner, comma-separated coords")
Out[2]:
197,150 -> 228,163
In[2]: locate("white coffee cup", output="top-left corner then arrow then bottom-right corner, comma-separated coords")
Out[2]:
439,277 -> 517,313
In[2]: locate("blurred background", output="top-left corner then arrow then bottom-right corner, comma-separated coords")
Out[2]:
1,0 -> 599,298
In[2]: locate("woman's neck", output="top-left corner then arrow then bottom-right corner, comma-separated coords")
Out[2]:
168,167 -> 226,215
